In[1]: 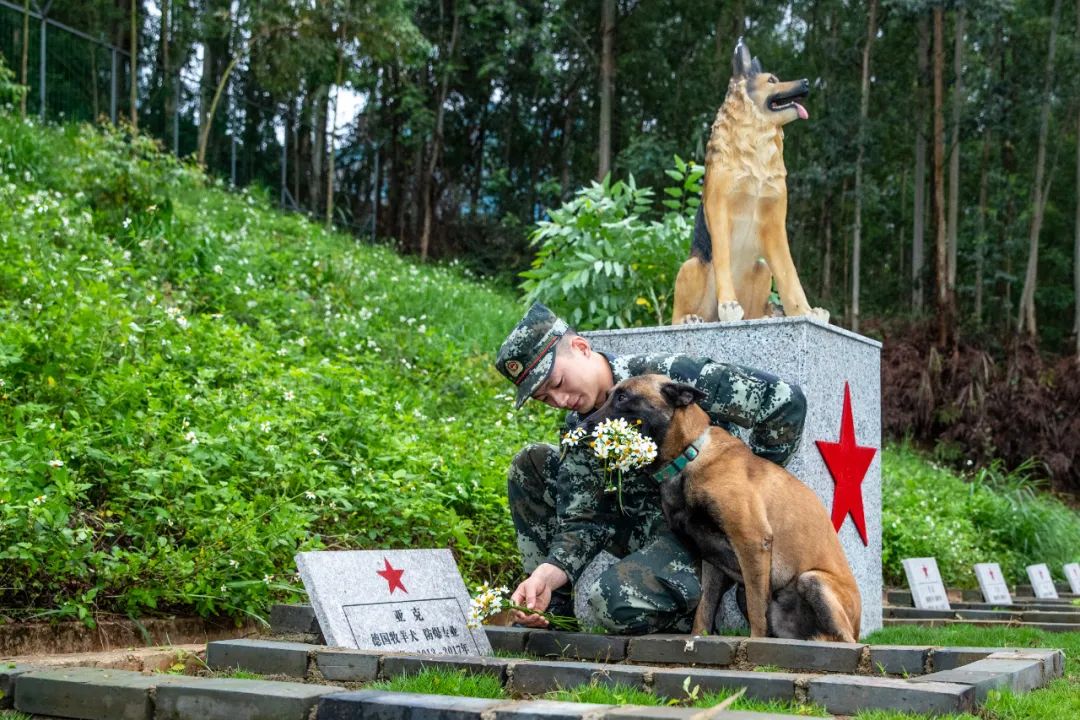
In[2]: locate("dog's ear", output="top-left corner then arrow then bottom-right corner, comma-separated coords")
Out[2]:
661,382 -> 706,409
732,37 -> 753,79
750,56 -> 762,77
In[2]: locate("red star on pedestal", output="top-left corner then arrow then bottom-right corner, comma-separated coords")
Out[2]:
376,557 -> 407,594
815,382 -> 876,546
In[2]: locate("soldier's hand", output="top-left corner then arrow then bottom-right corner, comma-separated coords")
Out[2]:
510,563 -> 568,627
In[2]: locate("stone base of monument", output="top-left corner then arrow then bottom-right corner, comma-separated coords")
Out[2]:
582,317 -> 883,636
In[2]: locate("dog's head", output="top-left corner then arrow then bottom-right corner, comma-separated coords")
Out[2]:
581,374 -> 707,466
732,37 -> 809,127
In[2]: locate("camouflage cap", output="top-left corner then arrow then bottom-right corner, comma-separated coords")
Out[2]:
495,302 -> 570,408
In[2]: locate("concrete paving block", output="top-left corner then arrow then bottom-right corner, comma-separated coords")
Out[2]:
205,638 -> 313,677
270,603 -> 320,635
318,689 -> 504,720
626,635 -> 738,666
492,699 -> 615,720
0,663 -> 35,708
886,590 -> 914,606
526,631 -> 627,662
600,706 -> 700,720
986,650 -> 1065,680
910,657 -> 1045,703
712,714 -> 820,720
14,667 -> 186,720
155,677 -> 339,720
930,647 -> 995,671
744,637 -> 864,673
807,675 -> 974,715
651,668 -> 803,702
486,627 -> 531,654
589,665 -> 651,690
1020,611 -> 1080,624
868,645 -> 929,676
381,654 -> 509,682
507,660 -> 606,696
315,648 -> 381,682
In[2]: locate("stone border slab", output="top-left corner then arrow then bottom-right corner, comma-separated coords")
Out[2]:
270,604 -> 322,635
626,635 -> 738,666
744,638 -> 865,673
884,618 -> 1080,633
507,660 -> 608,696
526,631 -> 628,662
381,654 -> 510,683
155,677 -> 339,720
14,667 -> 187,720
315,648 -> 382,683
651,667 -> 808,702
910,657 -> 1044,702
807,675 -> 974,715
867,645 -> 929,675
206,639 -> 311,677
0,663 -> 35,709
487,626 -> 532,654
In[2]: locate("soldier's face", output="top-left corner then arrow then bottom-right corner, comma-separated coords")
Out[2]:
531,336 -> 611,413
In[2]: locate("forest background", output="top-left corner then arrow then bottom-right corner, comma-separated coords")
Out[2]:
0,0 -> 1078,494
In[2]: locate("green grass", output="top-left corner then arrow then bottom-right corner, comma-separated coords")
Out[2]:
369,668 -> 506,698
0,711 -> 33,720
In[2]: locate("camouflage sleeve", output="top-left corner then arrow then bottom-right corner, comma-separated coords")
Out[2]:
542,441 -> 617,583
694,361 -> 807,466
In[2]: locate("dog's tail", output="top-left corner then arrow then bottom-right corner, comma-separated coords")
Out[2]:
689,205 -> 712,262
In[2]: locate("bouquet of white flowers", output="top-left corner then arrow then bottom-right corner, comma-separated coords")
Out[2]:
562,417 -> 658,512
466,581 -> 576,629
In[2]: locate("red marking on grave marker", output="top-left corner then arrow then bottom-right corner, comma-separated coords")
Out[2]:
377,558 -> 407,594
816,382 -> 876,546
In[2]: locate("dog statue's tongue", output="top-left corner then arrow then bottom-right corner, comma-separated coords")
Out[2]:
795,102 -> 809,120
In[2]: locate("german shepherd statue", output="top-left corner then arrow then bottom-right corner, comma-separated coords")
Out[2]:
584,375 -> 861,641
672,38 -> 828,324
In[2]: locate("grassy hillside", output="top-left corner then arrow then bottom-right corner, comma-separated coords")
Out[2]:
0,116 -> 1076,626
0,116 -> 563,624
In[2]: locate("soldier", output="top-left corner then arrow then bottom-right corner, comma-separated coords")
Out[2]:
494,302 -> 806,634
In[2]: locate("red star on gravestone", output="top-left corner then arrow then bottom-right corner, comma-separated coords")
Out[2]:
816,382 -> 876,546
990,570 -> 996,580
922,565 -> 929,578
376,557 -> 407,594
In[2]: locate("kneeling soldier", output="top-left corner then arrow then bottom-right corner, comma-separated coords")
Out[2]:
494,302 -> 806,634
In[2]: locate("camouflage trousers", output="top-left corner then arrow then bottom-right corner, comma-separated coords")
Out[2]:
507,443 -> 700,635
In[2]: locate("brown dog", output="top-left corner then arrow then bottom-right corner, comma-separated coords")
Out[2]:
672,38 -> 827,325
584,374 -> 860,641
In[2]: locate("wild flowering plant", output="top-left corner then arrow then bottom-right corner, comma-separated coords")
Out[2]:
563,418 -> 657,512
466,581 -> 577,630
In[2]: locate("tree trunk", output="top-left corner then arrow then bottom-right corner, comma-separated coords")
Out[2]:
160,0 -> 173,151
932,6 -> 950,347
327,30 -> 346,229
851,0 -> 878,334
198,50 -> 244,167
1074,0 -> 1080,357
419,2 -> 461,261
20,0 -> 29,119
946,7 -> 963,309
1017,0 -> 1063,337
975,128 -> 991,324
597,0 -> 615,180
129,0 -> 137,128
912,13 -> 929,313
310,84 -> 328,215
821,193 -> 832,301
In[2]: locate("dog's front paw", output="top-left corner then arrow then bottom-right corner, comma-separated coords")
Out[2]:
809,307 -> 830,324
678,314 -> 706,325
716,301 -> 745,322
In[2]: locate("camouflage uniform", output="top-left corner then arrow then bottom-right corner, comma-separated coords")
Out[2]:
496,304 -> 806,635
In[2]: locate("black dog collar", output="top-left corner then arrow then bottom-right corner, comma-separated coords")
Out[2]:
652,429 -> 710,484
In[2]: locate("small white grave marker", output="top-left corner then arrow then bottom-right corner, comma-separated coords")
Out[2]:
1065,563 -> 1080,595
902,557 -> 950,610
973,563 -> 1012,605
296,549 -> 492,655
1025,563 -> 1058,599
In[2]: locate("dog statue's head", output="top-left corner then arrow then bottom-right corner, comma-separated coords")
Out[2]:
581,374 -> 709,467
732,37 -> 809,127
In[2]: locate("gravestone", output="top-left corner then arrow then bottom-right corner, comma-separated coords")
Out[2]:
902,557 -> 950,610
1025,563 -> 1058,599
296,549 -> 492,655
1064,563 -> 1080,595
973,563 -> 1012,605
583,316 -> 882,635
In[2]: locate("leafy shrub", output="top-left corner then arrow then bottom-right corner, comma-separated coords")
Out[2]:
882,443 -> 1080,587
0,115 -> 560,625
520,157 -> 702,329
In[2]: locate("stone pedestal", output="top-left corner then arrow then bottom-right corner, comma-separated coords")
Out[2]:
583,316 -> 882,636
